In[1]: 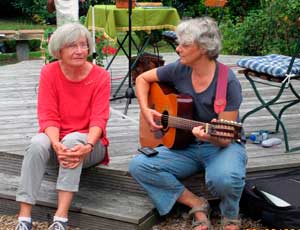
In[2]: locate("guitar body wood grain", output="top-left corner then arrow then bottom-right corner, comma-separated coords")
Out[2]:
140,82 -> 194,149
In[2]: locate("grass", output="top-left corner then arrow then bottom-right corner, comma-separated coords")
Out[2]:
0,18 -> 53,30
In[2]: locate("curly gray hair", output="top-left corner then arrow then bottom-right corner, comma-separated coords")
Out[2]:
176,17 -> 222,59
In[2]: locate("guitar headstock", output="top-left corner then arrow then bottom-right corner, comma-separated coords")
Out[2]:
207,119 -> 242,140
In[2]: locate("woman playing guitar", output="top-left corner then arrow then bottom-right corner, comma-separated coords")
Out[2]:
129,17 -> 246,230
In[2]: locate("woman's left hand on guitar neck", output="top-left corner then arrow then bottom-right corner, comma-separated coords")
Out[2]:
192,118 -> 235,147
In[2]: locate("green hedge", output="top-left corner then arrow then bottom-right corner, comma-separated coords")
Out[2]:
2,0 -> 299,56
222,0 -> 300,56
2,40 -> 41,53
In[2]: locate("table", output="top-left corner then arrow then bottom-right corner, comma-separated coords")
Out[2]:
85,5 -> 180,111
0,29 -> 44,61
85,5 -> 180,40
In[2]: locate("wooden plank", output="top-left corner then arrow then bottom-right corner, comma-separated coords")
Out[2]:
0,151 -> 213,200
0,197 -> 154,230
0,172 -> 154,225
247,153 -> 300,171
0,29 -> 44,41
0,30 -> 17,41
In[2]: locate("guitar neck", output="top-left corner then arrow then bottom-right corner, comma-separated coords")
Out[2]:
164,115 -> 209,131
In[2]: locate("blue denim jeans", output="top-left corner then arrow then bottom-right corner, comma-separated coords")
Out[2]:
129,142 -> 247,219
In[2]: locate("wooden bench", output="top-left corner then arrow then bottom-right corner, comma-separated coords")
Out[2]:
0,29 -> 44,61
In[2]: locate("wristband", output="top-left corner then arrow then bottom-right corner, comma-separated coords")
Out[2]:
85,142 -> 94,151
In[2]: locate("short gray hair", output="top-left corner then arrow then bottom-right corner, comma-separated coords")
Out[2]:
48,23 -> 93,59
176,17 -> 222,59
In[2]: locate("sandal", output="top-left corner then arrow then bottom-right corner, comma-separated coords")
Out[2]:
221,217 -> 241,230
188,198 -> 212,230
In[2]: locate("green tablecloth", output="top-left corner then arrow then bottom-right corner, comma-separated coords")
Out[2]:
85,5 -> 180,40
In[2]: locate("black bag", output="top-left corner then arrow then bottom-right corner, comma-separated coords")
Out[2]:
131,52 -> 165,84
240,170 -> 300,228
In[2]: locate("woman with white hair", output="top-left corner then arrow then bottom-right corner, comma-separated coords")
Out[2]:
129,17 -> 246,230
15,23 -> 110,230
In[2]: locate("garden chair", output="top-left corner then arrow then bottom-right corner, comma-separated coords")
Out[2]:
162,0 -> 228,50
237,35 -> 300,152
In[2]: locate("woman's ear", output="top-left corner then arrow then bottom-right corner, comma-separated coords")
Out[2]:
199,46 -> 207,55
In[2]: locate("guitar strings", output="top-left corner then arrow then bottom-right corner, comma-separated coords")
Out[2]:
162,114 -> 237,139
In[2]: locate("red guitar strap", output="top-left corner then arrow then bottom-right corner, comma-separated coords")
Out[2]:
214,62 -> 229,114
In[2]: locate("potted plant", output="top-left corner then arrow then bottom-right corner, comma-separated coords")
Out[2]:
116,0 -> 136,9
204,0 -> 227,7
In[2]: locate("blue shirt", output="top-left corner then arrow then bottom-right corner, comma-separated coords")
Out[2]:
157,60 -> 243,123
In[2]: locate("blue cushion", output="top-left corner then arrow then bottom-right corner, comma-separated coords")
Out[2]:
237,54 -> 300,78
162,30 -> 177,41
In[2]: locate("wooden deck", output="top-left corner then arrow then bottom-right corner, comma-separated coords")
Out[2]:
0,54 -> 300,229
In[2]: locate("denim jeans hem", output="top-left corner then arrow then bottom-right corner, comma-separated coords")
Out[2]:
158,187 -> 185,216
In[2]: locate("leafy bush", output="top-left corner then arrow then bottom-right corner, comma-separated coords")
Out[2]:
3,41 -> 17,53
2,39 -> 41,54
0,0 -> 21,18
42,27 -> 56,63
222,0 -> 300,56
10,0 -> 52,24
29,39 -> 42,51
226,0 -> 260,22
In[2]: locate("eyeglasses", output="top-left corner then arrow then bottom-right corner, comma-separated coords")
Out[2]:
65,43 -> 89,51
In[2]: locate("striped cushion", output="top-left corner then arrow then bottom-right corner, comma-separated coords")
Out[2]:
237,54 -> 300,78
162,30 -> 177,41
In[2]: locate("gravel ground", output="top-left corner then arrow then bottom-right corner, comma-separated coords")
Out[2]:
152,211 -> 267,230
0,211 -> 267,230
0,215 -> 79,230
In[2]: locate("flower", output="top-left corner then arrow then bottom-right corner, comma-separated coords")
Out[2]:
102,46 -> 117,55
94,32 -> 117,66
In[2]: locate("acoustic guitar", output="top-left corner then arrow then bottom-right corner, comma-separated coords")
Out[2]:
139,82 -> 242,149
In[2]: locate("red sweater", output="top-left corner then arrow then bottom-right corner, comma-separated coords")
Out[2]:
38,61 -> 111,164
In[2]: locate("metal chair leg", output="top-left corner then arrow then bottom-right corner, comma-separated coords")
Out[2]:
242,72 -> 291,152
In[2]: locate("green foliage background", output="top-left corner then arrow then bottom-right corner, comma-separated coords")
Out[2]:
1,0 -> 300,56
221,0 -> 300,56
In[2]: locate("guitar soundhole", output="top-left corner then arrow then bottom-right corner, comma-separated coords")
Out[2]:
161,111 -> 169,130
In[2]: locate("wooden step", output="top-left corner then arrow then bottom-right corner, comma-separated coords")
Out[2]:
0,151 -> 212,199
0,172 -> 157,230
0,152 -> 146,195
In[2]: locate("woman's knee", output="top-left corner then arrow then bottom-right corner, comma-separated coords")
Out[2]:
61,132 -> 85,148
26,134 -> 51,161
129,155 -> 155,178
128,155 -> 143,176
207,171 -> 245,196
